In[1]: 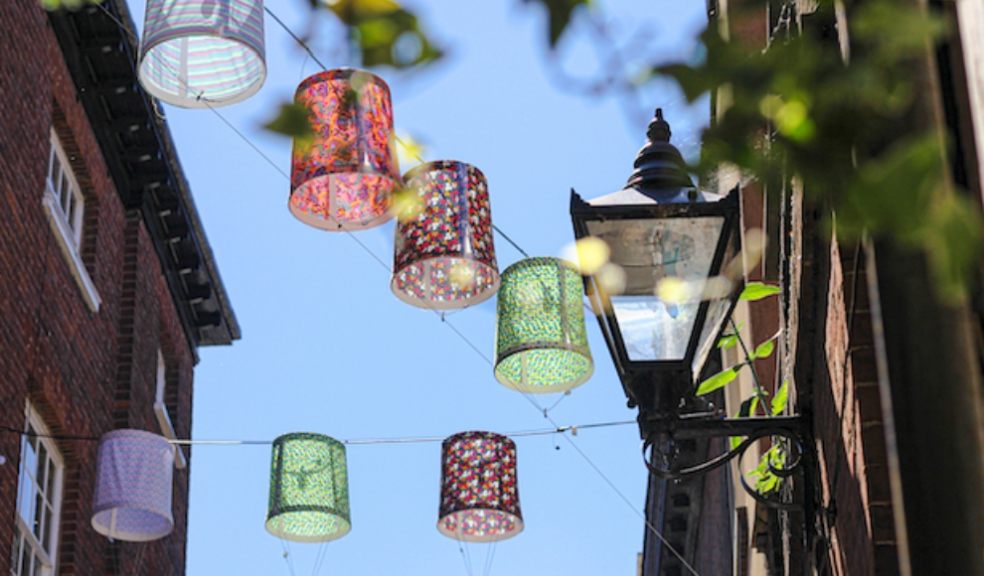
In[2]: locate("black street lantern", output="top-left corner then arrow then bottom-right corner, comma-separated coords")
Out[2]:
571,108 -> 742,417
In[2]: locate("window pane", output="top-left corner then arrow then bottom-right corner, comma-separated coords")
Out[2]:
36,443 -> 47,488
41,503 -> 53,554
19,535 -> 30,576
45,459 -> 55,505
32,492 -> 44,540
59,173 -> 70,212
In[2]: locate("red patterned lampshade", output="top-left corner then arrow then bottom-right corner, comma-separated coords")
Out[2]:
438,431 -> 523,543
289,69 -> 400,231
392,161 -> 499,309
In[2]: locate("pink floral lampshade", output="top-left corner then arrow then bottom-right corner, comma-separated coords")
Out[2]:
392,161 -> 499,309
289,69 -> 400,231
438,431 -> 523,543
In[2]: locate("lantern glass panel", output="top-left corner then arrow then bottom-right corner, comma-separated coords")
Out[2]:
392,161 -> 499,309
139,0 -> 266,108
494,258 -> 593,393
289,69 -> 399,231
586,216 -> 724,362
266,433 -> 351,543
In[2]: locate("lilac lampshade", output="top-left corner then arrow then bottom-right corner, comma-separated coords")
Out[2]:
438,431 -> 523,543
91,429 -> 175,542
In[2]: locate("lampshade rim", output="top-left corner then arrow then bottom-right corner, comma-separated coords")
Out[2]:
494,346 -> 594,394
442,430 -> 515,449
390,256 -> 500,310
272,432 -> 345,450
91,505 -> 174,542
296,67 -> 391,99
500,256 -> 578,278
99,428 -> 170,444
265,514 -> 352,544
402,160 -> 485,183
436,510 -> 524,543
287,184 -> 396,232
138,35 -> 267,109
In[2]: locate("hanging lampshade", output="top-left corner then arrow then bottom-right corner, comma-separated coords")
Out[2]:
494,257 -> 594,393
437,431 -> 523,543
138,0 -> 267,108
289,69 -> 400,231
391,161 -> 499,309
91,429 -> 175,542
266,433 -> 351,543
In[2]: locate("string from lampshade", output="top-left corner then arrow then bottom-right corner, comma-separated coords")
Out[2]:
0,419 -> 632,446
92,6 -> 700,574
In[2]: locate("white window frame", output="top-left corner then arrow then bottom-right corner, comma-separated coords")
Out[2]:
154,350 -> 187,469
42,129 -> 101,312
11,404 -> 64,576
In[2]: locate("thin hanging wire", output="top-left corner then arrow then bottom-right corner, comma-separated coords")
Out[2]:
280,538 -> 298,576
482,541 -> 498,576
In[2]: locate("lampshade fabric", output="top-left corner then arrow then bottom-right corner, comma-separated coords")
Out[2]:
139,0 -> 266,108
266,433 -> 351,543
438,431 -> 523,543
494,257 -> 593,393
392,161 -> 499,309
91,429 -> 175,542
289,69 -> 400,231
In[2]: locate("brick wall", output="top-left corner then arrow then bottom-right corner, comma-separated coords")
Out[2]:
0,1 -> 196,574
812,234 -> 897,576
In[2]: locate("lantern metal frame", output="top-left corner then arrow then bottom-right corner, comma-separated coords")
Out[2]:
569,109 -> 814,511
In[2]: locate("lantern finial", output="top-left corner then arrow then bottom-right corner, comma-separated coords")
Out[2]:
627,108 -> 694,194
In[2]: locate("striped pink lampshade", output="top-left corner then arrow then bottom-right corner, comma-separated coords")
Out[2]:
91,429 -> 175,542
289,69 -> 400,231
139,0 -> 267,108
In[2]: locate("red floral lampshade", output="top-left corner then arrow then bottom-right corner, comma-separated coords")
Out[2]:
289,69 -> 400,231
392,161 -> 499,309
438,431 -> 523,543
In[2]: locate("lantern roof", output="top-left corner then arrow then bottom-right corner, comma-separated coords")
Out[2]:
581,109 -> 722,208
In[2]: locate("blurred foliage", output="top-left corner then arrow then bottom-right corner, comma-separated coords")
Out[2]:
321,0 -> 443,69
521,0 -> 591,48
657,0 -> 982,301
40,0 -> 102,9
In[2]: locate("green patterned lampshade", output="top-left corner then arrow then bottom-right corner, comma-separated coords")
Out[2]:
494,257 -> 594,393
266,433 -> 351,543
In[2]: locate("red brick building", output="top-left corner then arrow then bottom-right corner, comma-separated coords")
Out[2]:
642,1 -> 984,575
0,1 -> 239,574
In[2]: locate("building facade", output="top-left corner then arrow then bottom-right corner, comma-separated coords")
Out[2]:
0,1 -> 239,574
642,0 -> 984,574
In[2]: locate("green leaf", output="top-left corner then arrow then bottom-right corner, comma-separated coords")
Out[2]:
771,380 -> 789,416
522,0 -> 590,48
717,333 -> 738,350
751,339 -> 776,360
739,282 -> 781,301
40,0 -> 102,9
324,0 -> 444,69
695,367 -> 739,396
729,395 -> 760,450
262,103 -> 314,140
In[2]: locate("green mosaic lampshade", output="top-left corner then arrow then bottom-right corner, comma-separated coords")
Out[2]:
494,257 -> 593,393
266,433 -> 351,543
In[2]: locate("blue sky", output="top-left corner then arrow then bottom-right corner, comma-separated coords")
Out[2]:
125,0 -> 708,573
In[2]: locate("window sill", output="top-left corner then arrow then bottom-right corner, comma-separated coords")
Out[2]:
42,194 -> 101,312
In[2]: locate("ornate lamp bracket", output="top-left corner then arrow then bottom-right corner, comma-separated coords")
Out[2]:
642,413 -> 811,510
